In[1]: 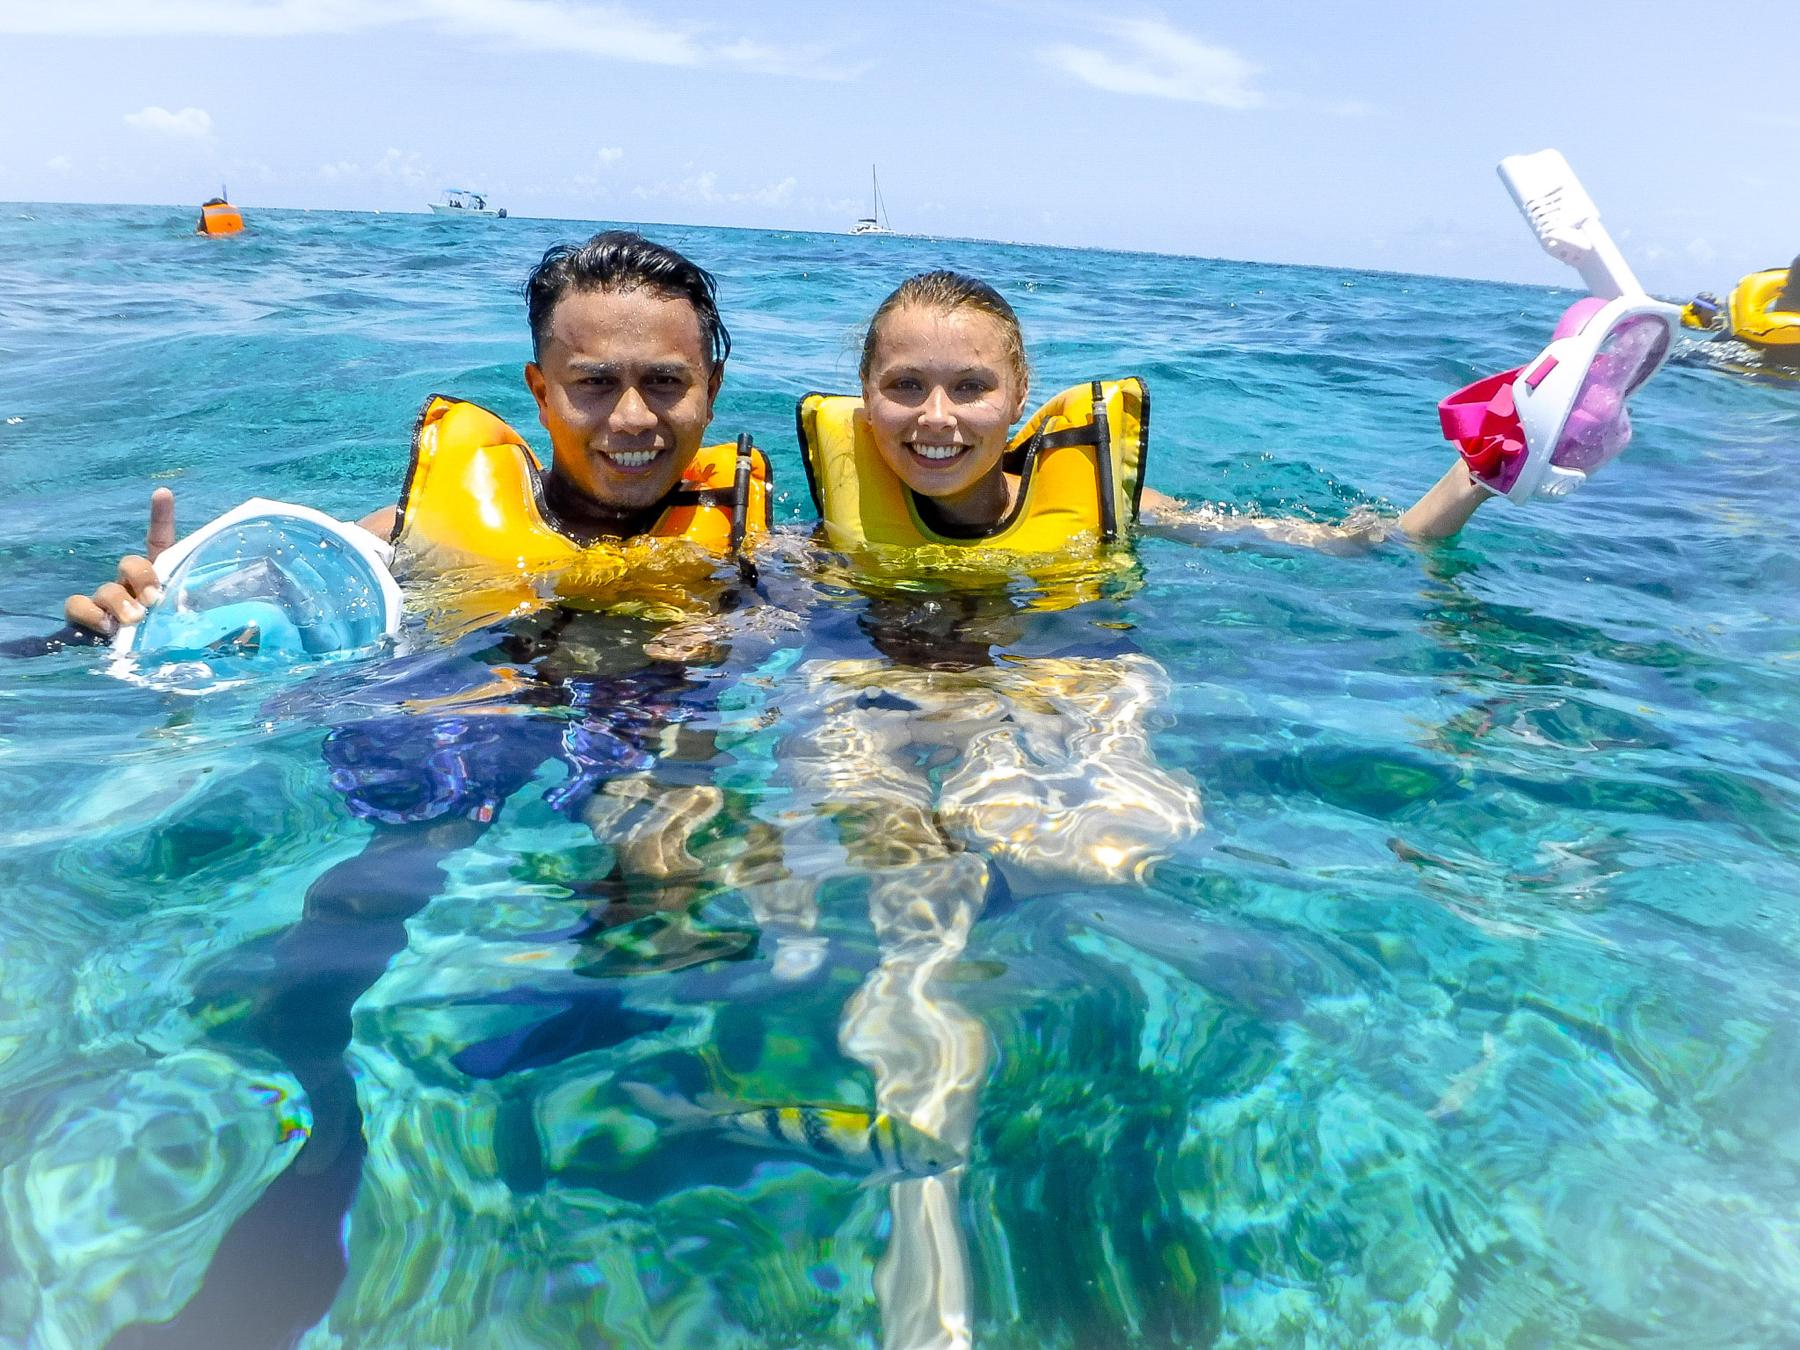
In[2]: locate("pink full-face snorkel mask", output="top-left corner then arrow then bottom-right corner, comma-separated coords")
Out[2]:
1439,295 -> 1676,503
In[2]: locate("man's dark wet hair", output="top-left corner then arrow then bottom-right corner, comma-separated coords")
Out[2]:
525,230 -> 731,370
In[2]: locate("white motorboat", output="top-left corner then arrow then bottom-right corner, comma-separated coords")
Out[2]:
429,188 -> 506,219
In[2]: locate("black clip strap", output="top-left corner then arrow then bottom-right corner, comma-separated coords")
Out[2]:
1091,381 -> 1117,542
728,433 -> 753,555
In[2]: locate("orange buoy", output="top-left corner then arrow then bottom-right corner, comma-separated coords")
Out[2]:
197,198 -> 243,236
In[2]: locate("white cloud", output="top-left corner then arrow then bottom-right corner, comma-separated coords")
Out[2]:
46,155 -> 74,173
318,147 -> 432,188
1687,237 -> 1717,266
123,105 -> 214,138
1040,18 -> 1263,109
1,0 -> 837,76
567,147 -> 626,194
632,170 -> 797,208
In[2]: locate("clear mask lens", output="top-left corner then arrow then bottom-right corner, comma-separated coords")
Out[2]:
135,516 -> 390,663
1550,314 -> 1670,473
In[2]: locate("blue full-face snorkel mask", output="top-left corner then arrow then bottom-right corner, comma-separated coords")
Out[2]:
113,499 -> 401,685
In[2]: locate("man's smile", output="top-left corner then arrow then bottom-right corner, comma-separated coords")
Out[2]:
598,445 -> 665,470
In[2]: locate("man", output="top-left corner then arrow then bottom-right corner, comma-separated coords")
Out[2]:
92,234 -> 775,1349
65,230 -> 743,635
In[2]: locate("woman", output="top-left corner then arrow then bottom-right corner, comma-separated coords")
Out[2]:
773,270 -> 1541,1342
798,269 -> 1490,556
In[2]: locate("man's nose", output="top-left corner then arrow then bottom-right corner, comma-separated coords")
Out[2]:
610,385 -> 658,435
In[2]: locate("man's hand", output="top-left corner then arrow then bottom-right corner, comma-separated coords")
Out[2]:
63,488 -> 177,636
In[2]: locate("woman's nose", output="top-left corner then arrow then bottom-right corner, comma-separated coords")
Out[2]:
920,387 -> 954,426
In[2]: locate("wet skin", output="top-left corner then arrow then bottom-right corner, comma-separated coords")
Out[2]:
525,286 -> 723,535
860,305 -> 1029,531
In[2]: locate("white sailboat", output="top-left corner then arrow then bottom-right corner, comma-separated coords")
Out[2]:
849,166 -> 894,236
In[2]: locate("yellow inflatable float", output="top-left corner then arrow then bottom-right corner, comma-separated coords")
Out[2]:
1682,266 -> 1800,352
1725,268 -> 1800,350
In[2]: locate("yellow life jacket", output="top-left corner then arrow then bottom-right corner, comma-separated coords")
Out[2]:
797,378 -> 1148,555
1728,269 -> 1800,348
395,395 -> 771,574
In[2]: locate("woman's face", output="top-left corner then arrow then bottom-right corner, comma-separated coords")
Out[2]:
861,305 -> 1028,522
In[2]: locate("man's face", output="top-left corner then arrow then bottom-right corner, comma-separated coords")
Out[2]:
525,286 -> 721,519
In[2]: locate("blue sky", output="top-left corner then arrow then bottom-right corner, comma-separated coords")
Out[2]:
2,1 -> 1794,294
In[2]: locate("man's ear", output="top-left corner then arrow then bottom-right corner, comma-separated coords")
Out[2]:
524,362 -> 550,427
706,362 -> 724,414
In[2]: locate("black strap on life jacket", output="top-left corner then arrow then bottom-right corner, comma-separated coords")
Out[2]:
728,433 -> 753,556
1091,380 -> 1117,543
999,385 -> 1119,543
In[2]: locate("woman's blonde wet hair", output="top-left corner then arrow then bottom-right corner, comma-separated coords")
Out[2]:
859,271 -> 1030,396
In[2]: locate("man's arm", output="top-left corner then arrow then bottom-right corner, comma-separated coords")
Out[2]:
62,488 -> 177,636
63,491 -> 401,638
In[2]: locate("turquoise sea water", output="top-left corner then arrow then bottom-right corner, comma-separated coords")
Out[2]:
2,203 -> 1798,1349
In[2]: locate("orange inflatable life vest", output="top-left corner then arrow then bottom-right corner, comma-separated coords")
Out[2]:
197,200 -> 243,236
393,395 -> 773,575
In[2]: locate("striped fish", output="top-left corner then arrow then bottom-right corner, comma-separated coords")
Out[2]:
622,1082 -> 962,1179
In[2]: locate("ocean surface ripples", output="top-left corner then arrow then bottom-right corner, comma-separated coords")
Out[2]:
1,203 -> 1798,1347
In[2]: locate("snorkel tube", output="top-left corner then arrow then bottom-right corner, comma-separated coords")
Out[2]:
1440,150 -> 1681,505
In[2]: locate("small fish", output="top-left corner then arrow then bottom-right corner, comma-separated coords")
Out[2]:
1428,1032 -> 1507,1120
621,1082 -> 962,1179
